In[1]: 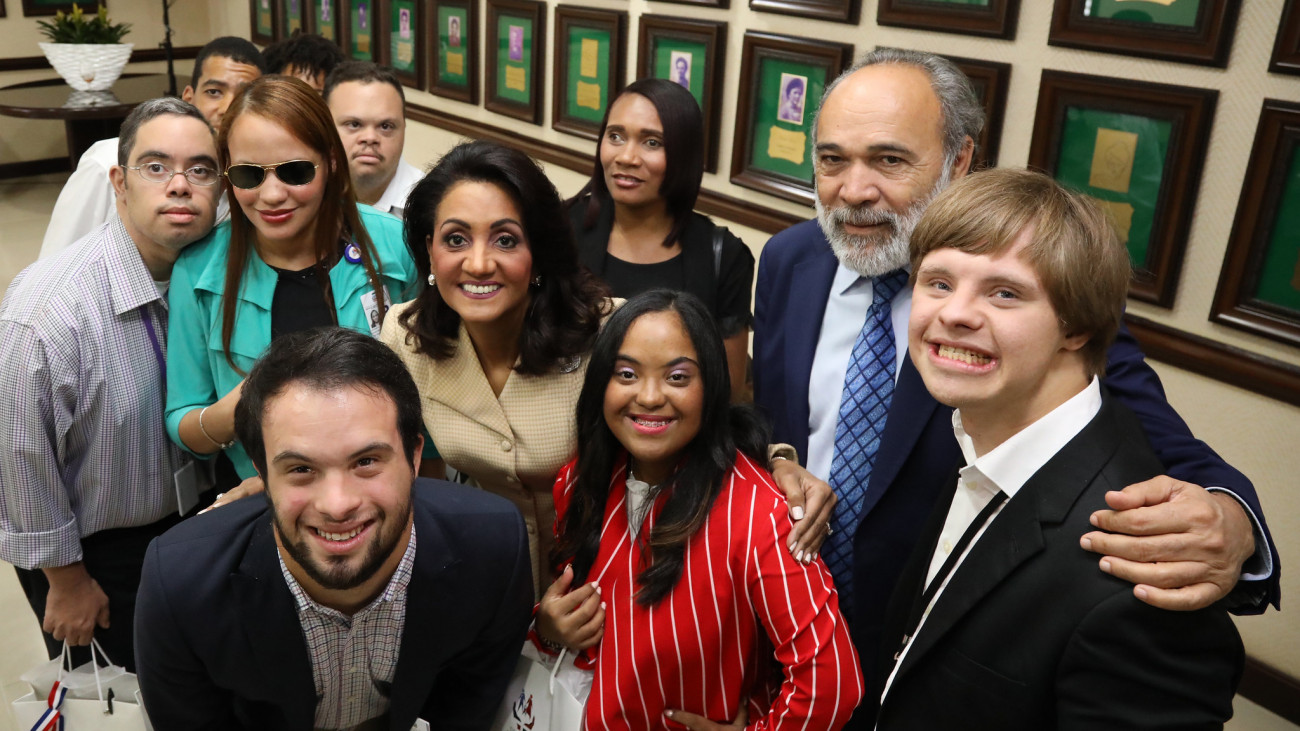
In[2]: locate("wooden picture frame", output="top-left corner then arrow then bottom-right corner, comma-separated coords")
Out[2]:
251,0 -> 279,44
877,0 -> 1019,39
730,31 -> 853,206
341,0 -> 377,61
1211,99 -> 1300,348
280,0 -> 307,38
307,0 -> 341,44
21,0 -> 77,17
485,0 -> 545,124
380,0 -> 425,87
636,15 -> 727,173
947,55 -> 1010,170
1,0 -> 8,19
1048,0 -> 1239,67
429,0 -> 479,103
1271,0 -> 1300,75
1028,70 -> 1217,307
751,0 -> 858,26
648,0 -> 728,10
551,6 -> 626,140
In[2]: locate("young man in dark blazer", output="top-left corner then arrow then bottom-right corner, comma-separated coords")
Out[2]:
873,169 -> 1243,729
134,328 -> 533,730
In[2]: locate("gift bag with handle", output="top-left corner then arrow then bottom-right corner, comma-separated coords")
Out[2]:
492,641 -> 588,731
8,641 -> 151,731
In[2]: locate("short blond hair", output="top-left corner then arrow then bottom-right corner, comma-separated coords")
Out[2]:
908,168 -> 1131,377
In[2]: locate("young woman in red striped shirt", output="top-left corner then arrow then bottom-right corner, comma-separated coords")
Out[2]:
537,290 -> 864,730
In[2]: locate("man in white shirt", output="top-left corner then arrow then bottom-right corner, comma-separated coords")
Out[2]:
38,37 -> 263,259
874,167 -> 1243,729
324,61 -> 423,218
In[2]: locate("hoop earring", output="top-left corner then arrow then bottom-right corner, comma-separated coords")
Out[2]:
427,273 -> 436,286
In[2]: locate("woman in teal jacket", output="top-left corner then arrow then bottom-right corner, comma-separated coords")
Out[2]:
165,76 -> 418,480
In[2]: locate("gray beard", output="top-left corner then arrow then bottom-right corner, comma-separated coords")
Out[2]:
816,169 -> 952,278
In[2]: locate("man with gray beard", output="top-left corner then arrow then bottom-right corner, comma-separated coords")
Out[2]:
751,48 -> 1277,722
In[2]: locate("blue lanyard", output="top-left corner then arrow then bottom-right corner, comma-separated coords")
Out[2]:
141,307 -> 166,385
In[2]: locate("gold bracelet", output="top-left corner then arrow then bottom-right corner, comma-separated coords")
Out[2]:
199,406 -> 236,449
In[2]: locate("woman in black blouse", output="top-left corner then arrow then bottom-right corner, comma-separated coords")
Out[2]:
566,78 -> 754,400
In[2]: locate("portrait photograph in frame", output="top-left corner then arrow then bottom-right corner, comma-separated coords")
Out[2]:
1271,0 -> 1300,75
486,0 -> 545,124
552,6 -> 627,140
730,31 -> 853,206
429,0 -> 479,104
750,0 -> 858,26
636,14 -> 727,172
1028,70 -> 1218,307
1048,0 -> 1239,67
309,0 -> 339,43
342,0 -> 376,61
381,0 -> 425,88
877,0 -> 1020,39
251,0 -> 278,44
1211,99 -> 1300,348
281,0 -> 306,38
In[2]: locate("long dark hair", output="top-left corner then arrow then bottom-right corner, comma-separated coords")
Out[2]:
398,140 -> 609,374
217,75 -> 389,373
553,290 -> 770,606
567,78 -> 704,249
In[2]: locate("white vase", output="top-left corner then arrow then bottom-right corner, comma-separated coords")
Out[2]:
38,42 -> 134,92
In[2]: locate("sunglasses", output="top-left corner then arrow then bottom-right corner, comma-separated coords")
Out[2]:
224,160 -> 319,190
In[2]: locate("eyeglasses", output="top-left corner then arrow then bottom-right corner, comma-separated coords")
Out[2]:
123,163 -> 221,186
224,160 -> 319,190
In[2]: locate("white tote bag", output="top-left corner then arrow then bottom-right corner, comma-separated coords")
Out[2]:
493,642 -> 588,731
8,641 -> 151,731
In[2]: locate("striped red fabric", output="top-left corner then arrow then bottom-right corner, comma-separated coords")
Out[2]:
552,451 -> 864,730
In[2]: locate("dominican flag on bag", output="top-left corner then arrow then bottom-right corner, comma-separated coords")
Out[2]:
29,680 -> 67,731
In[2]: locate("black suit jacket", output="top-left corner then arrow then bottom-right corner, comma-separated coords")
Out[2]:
751,219 -> 1278,700
873,394 -> 1244,730
135,478 -> 533,731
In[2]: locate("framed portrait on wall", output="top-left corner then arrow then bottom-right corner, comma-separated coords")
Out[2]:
877,0 -> 1019,39
1271,0 -> 1300,75
381,0 -> 424,87
486,0 -> 546,124
552,6 -> 626,140
750,0 -> 859,25
1028,70 -> 1217,307
281,0 -> 306,38
430,0 -> 479,103
343,0 -> 376,61
1211,99 -> 1300,348
636,14 -> 727,172
1047,0 -> 1239,67
730,31 -> 853,206
308,0 -> 339,43
251,0 -> 278,44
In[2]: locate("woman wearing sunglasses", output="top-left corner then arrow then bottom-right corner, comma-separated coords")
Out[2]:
164,75 -> 419,480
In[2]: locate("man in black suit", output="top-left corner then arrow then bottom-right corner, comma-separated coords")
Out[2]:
874,168 -> 1243,729
135,328 -> 532,730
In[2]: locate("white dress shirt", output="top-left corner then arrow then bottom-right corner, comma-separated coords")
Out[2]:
807,264 -> 911,480
372,159 -> 423,219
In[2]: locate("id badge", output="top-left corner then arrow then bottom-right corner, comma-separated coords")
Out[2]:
173,460 -> 211,516
360,285 -> 392,338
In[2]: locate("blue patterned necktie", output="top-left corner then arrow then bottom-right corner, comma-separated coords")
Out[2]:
823,269 -> 909,617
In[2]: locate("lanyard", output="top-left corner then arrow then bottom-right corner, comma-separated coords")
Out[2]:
140,307 -> 166,385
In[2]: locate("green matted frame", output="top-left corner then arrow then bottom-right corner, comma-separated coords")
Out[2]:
1271,0 -> 1300,75
251,0 -> 279,44
1028,70 -> 1217,308
552,5 -> 626,140
307,0 -> 341,43
730,31 -> 853,206
341,0 -> 378,61
877,0 -> 1019,39
379,0 -> 425,88
751,0 -> 858,26
429,0 -> 479,103
21,0 -> 77,17
1048,0 -> 1239,67
485,0 -> 546,124
1211,99 -> 1300,348
280,0 -> 307,39
636,14 -> 726,173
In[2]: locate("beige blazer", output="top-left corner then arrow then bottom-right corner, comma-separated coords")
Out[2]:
381,301 -> 589,597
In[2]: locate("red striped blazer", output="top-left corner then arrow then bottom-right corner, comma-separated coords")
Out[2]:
551,451 -> 864,730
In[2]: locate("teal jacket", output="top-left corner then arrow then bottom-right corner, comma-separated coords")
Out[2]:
165,205 -> 419,478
